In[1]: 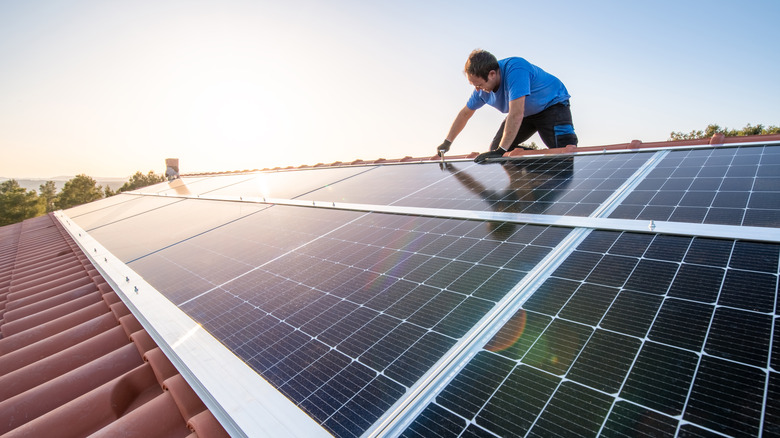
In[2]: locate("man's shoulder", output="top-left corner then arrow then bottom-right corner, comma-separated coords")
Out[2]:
500,57 -> 532,67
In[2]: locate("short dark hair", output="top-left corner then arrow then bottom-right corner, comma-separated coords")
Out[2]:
465,49 -> 499,81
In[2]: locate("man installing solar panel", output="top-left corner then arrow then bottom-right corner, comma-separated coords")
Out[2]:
436,50 -> 578,163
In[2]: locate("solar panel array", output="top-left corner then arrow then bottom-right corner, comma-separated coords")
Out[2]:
65,143 -> 779,438
401,231 -> 778,437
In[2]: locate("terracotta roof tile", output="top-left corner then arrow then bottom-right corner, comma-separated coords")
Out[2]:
0,214 -> 228,437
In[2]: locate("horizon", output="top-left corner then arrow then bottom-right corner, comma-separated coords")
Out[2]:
2,0 -> 779,179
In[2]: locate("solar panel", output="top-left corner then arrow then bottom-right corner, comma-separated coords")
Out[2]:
399,231 -> 778,437
610,145 -> 780,227
305,153 -> 653,217
123,207 -> 570,437
57,141 -> 780,437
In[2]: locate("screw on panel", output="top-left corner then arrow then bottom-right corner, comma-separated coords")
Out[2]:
134,286 -> 139,294
648,220 -> 656,230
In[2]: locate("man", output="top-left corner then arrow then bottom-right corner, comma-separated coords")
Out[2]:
437,50 -> 578,163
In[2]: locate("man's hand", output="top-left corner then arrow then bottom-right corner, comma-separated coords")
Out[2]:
437,139 -> 452,157
474,148 -> 506,164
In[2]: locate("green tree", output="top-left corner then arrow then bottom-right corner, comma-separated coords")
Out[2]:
39,181 -> 58,213
54,174 -> 104,210
118,170 -> 166,193
670,123 -> 780,140
0,180 -> 45,226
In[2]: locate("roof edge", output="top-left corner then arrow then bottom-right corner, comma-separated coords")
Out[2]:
181,133 -> 780,176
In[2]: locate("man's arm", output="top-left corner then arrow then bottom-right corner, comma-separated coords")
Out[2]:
497,96 -> 526,150
446,105 -> 475,142
438,105 -> 475,156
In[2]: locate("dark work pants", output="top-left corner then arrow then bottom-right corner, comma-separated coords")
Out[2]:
490,101 -> 578,150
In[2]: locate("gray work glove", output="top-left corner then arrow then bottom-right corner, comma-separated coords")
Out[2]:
437,139 -> 452,157
474,148 -> 506,164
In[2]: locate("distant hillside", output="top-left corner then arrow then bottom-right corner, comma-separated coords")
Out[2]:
0,176 -> 128,193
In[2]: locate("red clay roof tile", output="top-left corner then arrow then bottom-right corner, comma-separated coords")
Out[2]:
0,214 -> 228,437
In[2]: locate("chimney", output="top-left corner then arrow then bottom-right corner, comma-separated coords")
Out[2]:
165,158 -> 180,181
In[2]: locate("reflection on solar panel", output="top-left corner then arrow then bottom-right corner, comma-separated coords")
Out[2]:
61,141 -> 780,437
401,231 -> 778,437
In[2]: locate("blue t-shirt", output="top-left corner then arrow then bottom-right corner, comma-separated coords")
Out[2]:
466,57 -> 570,116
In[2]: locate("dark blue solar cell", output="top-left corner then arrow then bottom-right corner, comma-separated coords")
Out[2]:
523,319 -> 592,375
585,254 -> 638,288
719,176 -> 753,191
753,177 -> 780,191
483,309 -> 552,361
680,191 -> 716,207
360,322 -> 427,371
472,268 -> 527,302
667,264 -> 724,303
577,230 -> 620,253
649,190 -> 685,206
566,330 -> 641,393
600,291 -> 663,338
684,356 -> 766,437
385,331 -> 457,387
712,191 -> 749,208
744,208 -> 780,227
729,241 -> 780,272
636,205 -> 674,221
505,245 -> 550,272
326,375 -> 406,438
660,178 -> 693,191
608,232 -> 654,257
649,298 -> 714,351
401,404 -> 465,438
300,300 -> 359,337
528,382 -> 613,437
684,237 -> 732,266
645,235 -> 691,261
436,351 -> 515,419
433,296 -> 495,338
620,341 -> 699,415
552,250 -> 601,281
718,269 -> 777,312
318,306 -> 379,348
447,264 -> 495,296
704,307 -> 772,367
620,190 -> 656,205
766,373 -> 780,436
774,320 -> 780,370
601,401 -> 679,437
281,348 -> 351,400
507,224 -> 547,244
558,283 -> 620,325
338,314 -> 401,358
623,259 -> 679,295
406,291 -> 465,329
523,277 -> 580,316
689,177 -> 723,190
704,207 -> 744,225
669,206 -> 708,222
475,365 -> 560,436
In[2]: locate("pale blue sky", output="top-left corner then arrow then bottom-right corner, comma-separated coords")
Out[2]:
1,0 -> 778,178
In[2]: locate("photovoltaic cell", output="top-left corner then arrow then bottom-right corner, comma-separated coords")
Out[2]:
401,230 -> 779,437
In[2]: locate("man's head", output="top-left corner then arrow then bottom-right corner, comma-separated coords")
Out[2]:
465,49 -> 500,92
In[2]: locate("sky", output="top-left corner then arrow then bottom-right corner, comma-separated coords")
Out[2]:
1,0 -> 779,179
